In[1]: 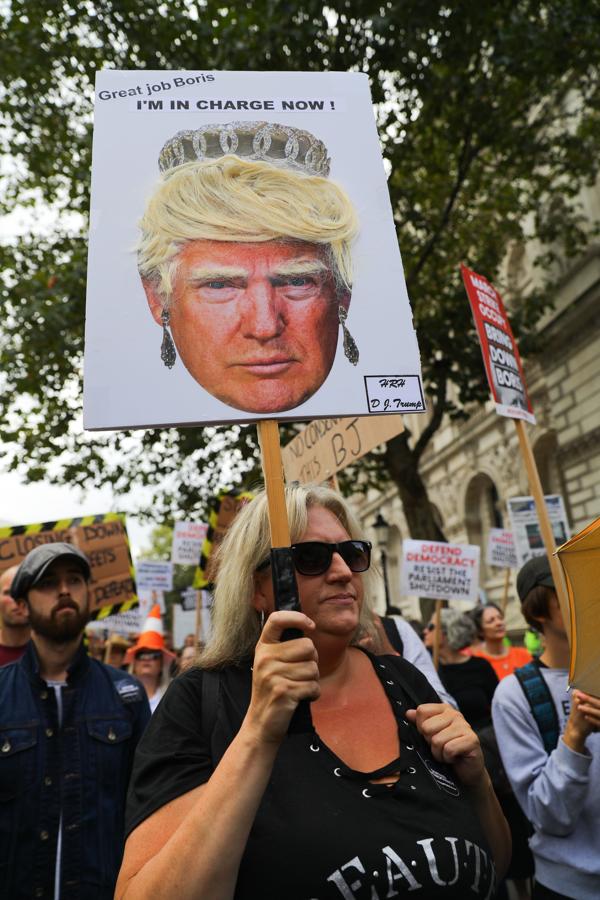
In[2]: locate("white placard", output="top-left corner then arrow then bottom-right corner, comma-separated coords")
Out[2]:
400,539 -> 480,603
84,70 -> 424,429
136,561 -> 173,592
171,521 -> 208,566
507,495 -> 570,567
486,528 -> 518,569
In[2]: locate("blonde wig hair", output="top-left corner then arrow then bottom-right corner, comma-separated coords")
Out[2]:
137,156 -> 358,304
199,484 -> 377,670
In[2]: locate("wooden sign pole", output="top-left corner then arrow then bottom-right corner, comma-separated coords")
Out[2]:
514,419 -> 570,634
432,599 -> 442,670
258,420 -> 292,547
194,590 -> 203,647
500,568 -> 511,615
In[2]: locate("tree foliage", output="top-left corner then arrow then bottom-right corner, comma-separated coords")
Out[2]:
1,0 -> 599,531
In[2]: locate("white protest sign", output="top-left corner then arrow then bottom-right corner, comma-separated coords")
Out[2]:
282,415 -> 404,483
87,608 -> 141,636
180,586 -> 198,611
400,540 -> 480,603
486,529 -> 518,569
84,70 -> 424,430
171,521 -> 208,566
507,495 -> 570,567
136,561 -> 173,592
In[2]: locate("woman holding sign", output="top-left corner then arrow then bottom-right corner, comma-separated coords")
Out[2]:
117,485 -> 509,899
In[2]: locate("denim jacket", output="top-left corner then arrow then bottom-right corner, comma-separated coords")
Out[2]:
0,640 -> 151,899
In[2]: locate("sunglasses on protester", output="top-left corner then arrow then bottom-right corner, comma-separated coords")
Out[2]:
257,540 -> 372,577
135,650 -> 163,661
424,622 -> 436,632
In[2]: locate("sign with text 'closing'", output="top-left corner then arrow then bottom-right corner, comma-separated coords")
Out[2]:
400,539 -> 480,603
282,415 -> 404,484
0,514 -> 136,619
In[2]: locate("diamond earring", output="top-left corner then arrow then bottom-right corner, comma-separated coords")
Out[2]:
339,306 -> 359,365
160,309 -> 177,369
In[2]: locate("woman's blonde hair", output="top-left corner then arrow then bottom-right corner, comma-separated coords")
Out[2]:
137,156 -> 358,303
199,484 -> 377,669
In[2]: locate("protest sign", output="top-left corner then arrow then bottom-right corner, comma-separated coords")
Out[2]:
282,414 -> 404,484
0,513 -> 136,619
180,586 -> 198,611
486,528 -> 518,569
507,495 -> 570,567
400,539 -> 480,603
87,608 -> 141,637
136,561 -> 173,592
461,264 -> 535,425
556,515 -> 600,696
84,70 -> 424,430
194,488 -> 255,588
171,521 -> 208,566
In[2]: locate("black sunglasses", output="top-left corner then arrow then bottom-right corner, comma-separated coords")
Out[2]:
136,650 -> 162,660
257,540 -> 372,577
424,622 -> 436,632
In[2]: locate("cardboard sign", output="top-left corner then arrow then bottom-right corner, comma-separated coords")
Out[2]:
136,561 -> 173,592
400,539 -> 480,603
194,488 -> 254,588
507,495 -> 570,567
84,70 -> 424,430
461,264 -> 535,425
486,528 -> 518,569
282,414 -> 404,484
0,513 -> 136,618
171,521 -> 208,566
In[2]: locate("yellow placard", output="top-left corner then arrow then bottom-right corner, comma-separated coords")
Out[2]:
193,489 -> 254,589
0,513 -> 137,620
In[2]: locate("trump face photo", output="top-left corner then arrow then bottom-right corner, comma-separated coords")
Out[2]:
137,122 -> 359,414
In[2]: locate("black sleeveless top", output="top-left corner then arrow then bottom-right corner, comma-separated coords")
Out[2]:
126,652 -> 496,899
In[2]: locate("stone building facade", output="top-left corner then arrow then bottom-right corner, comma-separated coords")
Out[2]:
355,185 -> 600,628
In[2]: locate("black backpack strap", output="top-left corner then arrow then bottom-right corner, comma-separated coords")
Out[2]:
514,661 -> 560,754
381,616 -> 404,656
201,668 -> 221,764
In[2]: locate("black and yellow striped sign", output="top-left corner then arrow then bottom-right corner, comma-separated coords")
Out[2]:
0,513 -> 137,620
194,489 -> 254,589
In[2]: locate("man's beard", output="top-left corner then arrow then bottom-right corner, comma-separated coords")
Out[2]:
29,600 -> 90,642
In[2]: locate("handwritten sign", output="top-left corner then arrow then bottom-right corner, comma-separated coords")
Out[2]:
486,529 -> 518,569
194,489 -> 255,589
171,521 -> 208,566
364,376 -> 426,414
507,495 -> 570,567
0,514 -> 136,618
136,561 -> 173,592
461,264 -> 535,425
400,539 -> 480,603
282,415 -> 404,484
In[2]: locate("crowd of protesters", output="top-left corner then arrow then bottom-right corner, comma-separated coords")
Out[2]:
0,502 -> 599,899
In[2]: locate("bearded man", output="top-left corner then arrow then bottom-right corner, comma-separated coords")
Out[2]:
0,542 -> 150,900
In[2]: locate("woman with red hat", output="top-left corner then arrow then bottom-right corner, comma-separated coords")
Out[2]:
126,604 -> 175,714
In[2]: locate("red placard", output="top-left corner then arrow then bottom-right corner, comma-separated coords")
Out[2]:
461,264 -> 535,425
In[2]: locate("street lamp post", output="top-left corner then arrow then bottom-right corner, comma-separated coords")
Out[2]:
373,512 -> 392,614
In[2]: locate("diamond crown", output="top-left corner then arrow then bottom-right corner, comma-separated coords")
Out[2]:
158,121 -> 330,178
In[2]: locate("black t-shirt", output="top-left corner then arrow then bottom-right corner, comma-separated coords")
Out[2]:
126,651 -> 496,899
438,657 -> 499,730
